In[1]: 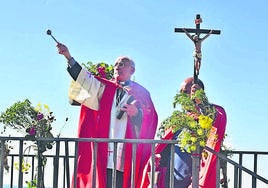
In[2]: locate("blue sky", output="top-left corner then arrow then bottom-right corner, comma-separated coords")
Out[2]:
1,0 -> 268,156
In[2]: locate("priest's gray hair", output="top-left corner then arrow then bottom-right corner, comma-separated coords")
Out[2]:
115,56 -> 135,68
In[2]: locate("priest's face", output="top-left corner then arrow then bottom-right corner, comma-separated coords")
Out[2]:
113,57 -> 135,81
180,77 -> 204,96
180,81 -> 192,95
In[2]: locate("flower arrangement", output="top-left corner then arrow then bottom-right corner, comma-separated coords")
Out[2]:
158,88 -> 216,153
82,61 -> 114,80
0,99 -> 56,187
0,99 -> 55,150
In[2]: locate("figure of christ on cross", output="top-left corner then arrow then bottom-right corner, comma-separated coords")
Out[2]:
182,28 -> 213,76
174,14 -> 221,82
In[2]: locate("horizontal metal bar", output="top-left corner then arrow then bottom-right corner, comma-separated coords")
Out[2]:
0,136 -> 179,144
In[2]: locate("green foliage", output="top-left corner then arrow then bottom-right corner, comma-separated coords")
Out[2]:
82,61 -> 114,80
0,99 -> 55,153
158,88 -> 216,153
26,179 -> 37,188
0,99 -> 37,132
0,99 -> 56,186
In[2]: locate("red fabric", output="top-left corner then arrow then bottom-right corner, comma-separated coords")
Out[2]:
73,77 -> 158,188
141,155 -> 167,188
142,105 -> 227,188
191,105 -> 227,188
141,128 -> 175,188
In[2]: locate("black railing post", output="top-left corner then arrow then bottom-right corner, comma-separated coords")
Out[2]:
0,140 -> 5,188
169,143 -> 175,188
131,143 -> 137,188
112,142 -> 118,188
37,143 -> 45,188
73,140 -> 79,188
234,166 -> 238,188
238,153 -> 243,188
149,143 -> 156,188
65,140 -> 71,188
30,155 -> 35,186
192,143 -> 200,188
252,153 -> 258,188
10,156 -> 15,187
53,140 -> 60,188
92,141 -> 98,188
18,140 -> 23,188
216,155 -> 220,188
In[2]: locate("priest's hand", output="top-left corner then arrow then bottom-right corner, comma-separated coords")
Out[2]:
190,83 -> 201,96
56,43 -> 72,60
121,104 -> 138,117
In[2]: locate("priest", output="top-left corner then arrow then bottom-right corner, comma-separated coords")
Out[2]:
143,77 -> 226,188
56,43 -> 158,188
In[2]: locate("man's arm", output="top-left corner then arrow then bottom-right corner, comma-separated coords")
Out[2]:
66,58 -> 82,81
131,108 -> 142,125
56,43 -> 83,80
182,28 -> 194,42
57,43 -> 103,109
190,84 -> 215,116
200,30 -> 213,42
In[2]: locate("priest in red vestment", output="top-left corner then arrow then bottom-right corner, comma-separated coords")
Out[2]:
57,43 -> 158,188
142,77 -> 226,188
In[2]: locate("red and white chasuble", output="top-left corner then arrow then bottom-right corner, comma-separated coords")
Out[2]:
69,69 -> 158,188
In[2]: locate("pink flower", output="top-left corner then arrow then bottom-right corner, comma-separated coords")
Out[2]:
37,113 -> 44,120
97,66 -> 107,78
28,127 -> 36,135
187,112 -> 199,120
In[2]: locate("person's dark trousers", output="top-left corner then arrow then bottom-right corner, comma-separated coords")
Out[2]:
107,169 -> 123,188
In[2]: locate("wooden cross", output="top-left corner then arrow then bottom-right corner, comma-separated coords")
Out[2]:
174,14 -> 221,82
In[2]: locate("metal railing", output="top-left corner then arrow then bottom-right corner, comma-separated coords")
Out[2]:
0,136 -> 268,188
212,148 -> 268,188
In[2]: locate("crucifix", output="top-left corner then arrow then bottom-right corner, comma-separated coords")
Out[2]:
175,14 -> 221,188
175,14 -> 221,83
